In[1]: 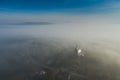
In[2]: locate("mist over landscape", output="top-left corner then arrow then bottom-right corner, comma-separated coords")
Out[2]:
0,24 -> 120,80
1,0 -> 120,80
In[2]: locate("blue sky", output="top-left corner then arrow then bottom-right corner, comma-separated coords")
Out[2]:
0,0 -> 120,13
0,0 -> 120,25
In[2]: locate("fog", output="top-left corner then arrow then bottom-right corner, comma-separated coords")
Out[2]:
0,23 -> 120,80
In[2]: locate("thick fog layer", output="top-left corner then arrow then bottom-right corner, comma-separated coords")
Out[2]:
1,23 -> 120,38
0,23 -> 120,80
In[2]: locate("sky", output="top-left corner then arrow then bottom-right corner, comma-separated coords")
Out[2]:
1,0 -> 120,40
0,0 -> 120,12
0,0 -> 120,25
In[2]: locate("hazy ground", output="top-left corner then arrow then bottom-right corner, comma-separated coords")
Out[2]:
0,36 -> 120,80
